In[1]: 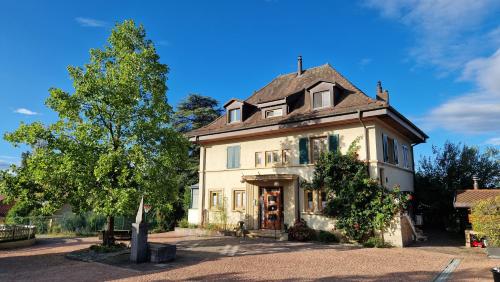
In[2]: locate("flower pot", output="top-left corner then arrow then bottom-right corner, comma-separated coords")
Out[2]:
492,267 -> 500,282
487,247 -> 500,259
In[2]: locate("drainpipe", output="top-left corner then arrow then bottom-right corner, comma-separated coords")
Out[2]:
357,110 -> 370,177
198,136 -> 207,227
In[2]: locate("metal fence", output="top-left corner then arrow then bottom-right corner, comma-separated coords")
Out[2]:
0,225 -> 36,242
5,213 -> 135,235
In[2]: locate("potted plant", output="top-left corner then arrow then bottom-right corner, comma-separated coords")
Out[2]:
470,196 -> 500,259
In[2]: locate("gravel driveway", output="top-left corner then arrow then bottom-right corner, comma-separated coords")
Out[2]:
0,231 -> 497,281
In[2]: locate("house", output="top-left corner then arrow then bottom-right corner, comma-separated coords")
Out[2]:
186,57 -> 428,246
454,177 -> 500,246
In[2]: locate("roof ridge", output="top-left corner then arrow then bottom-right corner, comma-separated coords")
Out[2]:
244,64 -> 331,103
325,64 -> 372,99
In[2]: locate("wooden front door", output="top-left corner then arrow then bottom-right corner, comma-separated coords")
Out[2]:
260,187 -> 283,229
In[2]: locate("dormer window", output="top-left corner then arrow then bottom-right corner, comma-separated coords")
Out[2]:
265,108 -> 283,118
228,108 -> 241,123
313,90 -> 331,109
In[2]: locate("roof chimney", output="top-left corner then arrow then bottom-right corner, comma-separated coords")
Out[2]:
297,56 -> 303,75
472,176 -> 480,190
376,81 -> 390,105
377,81 -> 383,95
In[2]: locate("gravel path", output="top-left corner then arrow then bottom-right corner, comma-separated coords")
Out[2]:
0,231 -> 497,281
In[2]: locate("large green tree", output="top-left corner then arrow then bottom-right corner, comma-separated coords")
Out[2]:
1,20 -> 188,245
415,141 -> 499,229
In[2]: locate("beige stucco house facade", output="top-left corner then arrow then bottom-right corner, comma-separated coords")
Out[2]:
187,57 -> 427,247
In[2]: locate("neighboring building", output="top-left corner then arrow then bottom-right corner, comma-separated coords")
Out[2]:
454,177 -> 500,246
186,57 -> 428,246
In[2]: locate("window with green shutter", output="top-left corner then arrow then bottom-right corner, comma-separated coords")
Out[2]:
328,134 -> 339,153
299,137 -> 309,164
227,145 -> 240,169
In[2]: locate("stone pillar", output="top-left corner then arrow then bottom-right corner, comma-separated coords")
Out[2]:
130,222 -> 148,263
130,196 -> 149,263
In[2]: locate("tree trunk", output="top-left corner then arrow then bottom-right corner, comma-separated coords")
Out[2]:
103,215 -> 115,246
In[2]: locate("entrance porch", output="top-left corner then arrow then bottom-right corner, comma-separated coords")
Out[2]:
241,174 -> 299,230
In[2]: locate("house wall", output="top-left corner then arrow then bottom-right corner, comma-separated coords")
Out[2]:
372,121 -> 415,192
194,119 -> 416,233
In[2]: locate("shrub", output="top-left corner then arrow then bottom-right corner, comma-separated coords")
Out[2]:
61,214 -> 86,232
288,219 -> 315,241
363,236 -> 392,248
178,218 -> 189,228
87,213 -> 106,232
318,230 -> 339,243
470,196 -> 500,247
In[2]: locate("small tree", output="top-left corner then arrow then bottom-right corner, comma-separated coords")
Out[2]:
470,196 -> 500,247
309,139 -> 406,242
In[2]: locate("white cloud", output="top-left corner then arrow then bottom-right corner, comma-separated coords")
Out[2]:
485,137 -> 500,146
14,108 -> 38,115
423,49 -> 500,134
0,156 -> 19,170
364,0 -> 500,71
75,17 -> 107,28
364,1 -> 500,138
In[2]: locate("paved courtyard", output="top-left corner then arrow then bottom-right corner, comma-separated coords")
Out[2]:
0,230 -> 498,281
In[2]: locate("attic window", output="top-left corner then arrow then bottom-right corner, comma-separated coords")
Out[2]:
265,108 -> 283,118
313,90 -> 331,109
228,109 -> 241,123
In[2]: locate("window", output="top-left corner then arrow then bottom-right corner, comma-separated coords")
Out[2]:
210,191 -> 223,210
228,108 -> 241,123
282,149 -> 291,165
311,137 -> 328,163
402,145 -> 410,169
255,152 -> 264,167
319,191 -> 327,211
382,134 -> 399,165
265,108 -> 283,118
265,150 -> 281,166
227,145 -> 240,169
190,187 -> 199,209
233,190 -> 246,210
313,90 -> 331,109
304,190 -> 314,212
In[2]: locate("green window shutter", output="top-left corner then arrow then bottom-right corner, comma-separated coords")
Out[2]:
328,134 -> 339,153
299,137 -> 309,164
393,140 -> 399,165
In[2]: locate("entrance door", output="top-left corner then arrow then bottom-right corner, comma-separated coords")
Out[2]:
260,187 -> 283,229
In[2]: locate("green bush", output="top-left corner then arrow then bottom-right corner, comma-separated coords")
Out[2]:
363,236 -> 392,248
288,219 -> 315,242
178,218 -> 189,228
87,213 -> 106,232
471,196 -> 500,247
62,214 -> 87,232
318,230 -> 339,243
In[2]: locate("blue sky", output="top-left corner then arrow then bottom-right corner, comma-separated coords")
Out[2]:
1,0 -> 499,169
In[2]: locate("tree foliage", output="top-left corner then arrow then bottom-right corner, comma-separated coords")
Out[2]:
1,20 -> 188,244
415,142 -> 500,228
470,196 -> 500,247
309,140 -> 406,242
172,94 -> 222,215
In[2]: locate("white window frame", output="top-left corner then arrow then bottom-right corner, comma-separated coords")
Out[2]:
313,90 -> 331,109
228,108 -> 241,123
265,108 -> 283,118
